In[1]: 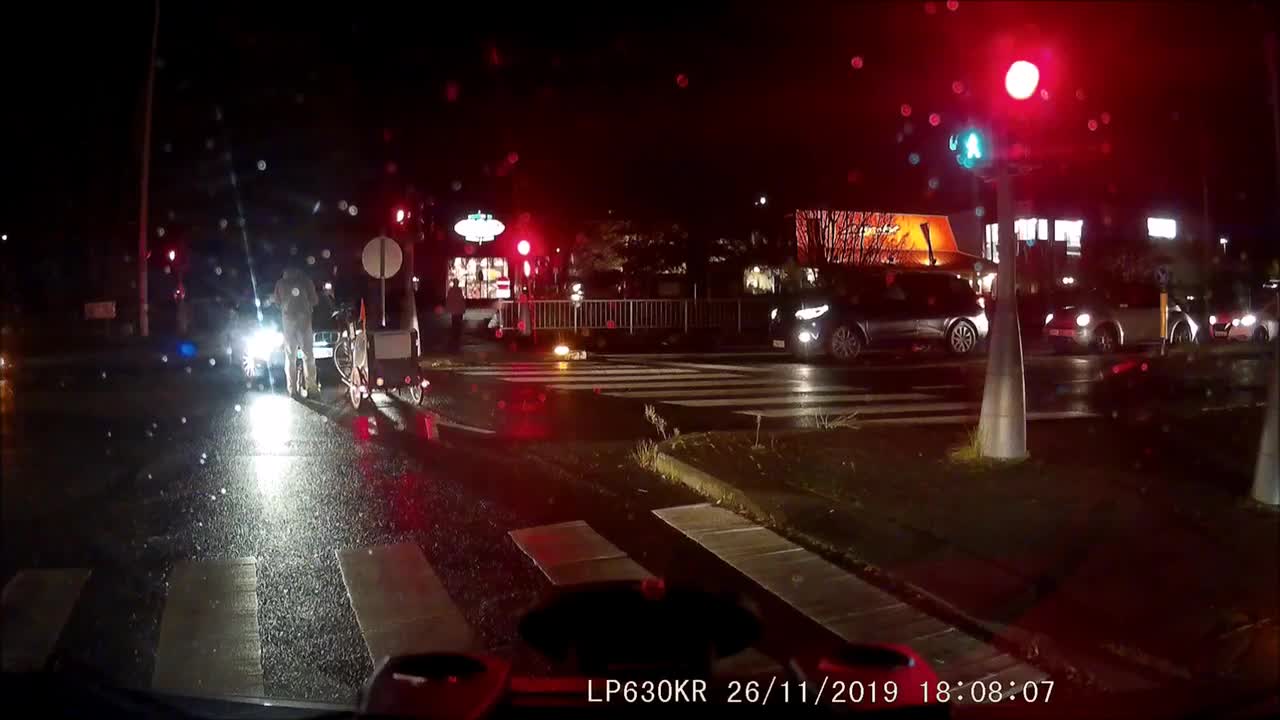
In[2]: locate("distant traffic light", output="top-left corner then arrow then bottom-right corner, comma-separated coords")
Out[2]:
1004,60 -> 1040,100
516,239 -> 531,256
394,207 -> 407,224
950,129 -> 988,170
167,249 -> 177,262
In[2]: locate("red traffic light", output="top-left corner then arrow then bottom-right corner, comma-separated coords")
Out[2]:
394,208 -> 407,224
516,239 -> 531,256
167,249 -> 177,262
1004,60 -> 1040,100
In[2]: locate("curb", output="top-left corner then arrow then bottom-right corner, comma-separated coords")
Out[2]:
652,446 -> 1180,692
653,451 -> 770,520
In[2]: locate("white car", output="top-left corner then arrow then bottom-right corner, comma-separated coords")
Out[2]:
1210,298 -> 1277,343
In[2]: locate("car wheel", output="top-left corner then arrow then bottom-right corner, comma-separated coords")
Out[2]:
1254,326 -> 1271,343
828,325 -> 862,362
1093,325 -> 1119,354
1170,322 -> 1193,345
946,320 -> 979,355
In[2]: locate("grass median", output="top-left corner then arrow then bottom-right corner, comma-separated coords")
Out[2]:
655,410 -> 1278,693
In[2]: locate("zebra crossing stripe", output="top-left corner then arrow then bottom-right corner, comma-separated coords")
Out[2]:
852,410 -> 1102,427
509,520 -> 783,679
653,362 -> 775,373
653,504 -> 1046,687
736,401 -> 977,418
337,543 -> 475,663
606,384 -> 864,399
547,375 -> 761,390
507,372 -> 741,384
456,365 -> 644,376
1,568 -> 91,672
509,520 -> 651,586
670,392 -> 937,408
152,558 -> 265,697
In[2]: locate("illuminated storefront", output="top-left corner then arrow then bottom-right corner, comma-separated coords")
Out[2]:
982,218 -> 1083,264
446,257 -> 510,299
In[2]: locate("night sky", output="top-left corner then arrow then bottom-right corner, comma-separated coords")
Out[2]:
5,1 -> 1278,310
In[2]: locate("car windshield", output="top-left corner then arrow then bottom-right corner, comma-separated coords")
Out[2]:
5,2 -> 1278,718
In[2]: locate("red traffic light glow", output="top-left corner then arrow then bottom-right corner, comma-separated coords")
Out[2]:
394,208 -> 407,224
167,249 -> 177,262
516,239 -> 531,256
1004,60 -> 1040,100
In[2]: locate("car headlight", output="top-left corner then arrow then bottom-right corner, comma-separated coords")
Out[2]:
794,304 -> 830,321
797,330 -> 816,343
1208,314 -> 1217,325
770,308 -> 778,321
1075,313 -> 1091,328
1044,313 -> 1054,326
246,328 -> 284,360
1242,314 -> 1257,327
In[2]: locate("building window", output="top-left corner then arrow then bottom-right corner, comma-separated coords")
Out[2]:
1147,217 -> 1177,240
446,257 -> 510,299
984,223 -> 999,263
1055,219 -> 1083,256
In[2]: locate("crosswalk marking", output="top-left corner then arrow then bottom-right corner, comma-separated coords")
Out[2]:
457,365 -> 646,376
670,392 -> 936,408
509,520 -> 783,679
548,376 -> 764,391
653,362 -> 775,373
854,410 -> 1101,426
337,543 -> 474,662
737,401 -> 977,418
509,520 -> 651,586
461,367 -> 701,378
606,384 -> 863,399
509,372 -> 734,383
153,558 -> 265,697
653,504 -> 1046,688
1,568 -> 91,672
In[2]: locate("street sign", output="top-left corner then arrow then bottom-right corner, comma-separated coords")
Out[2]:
362,236 -> 403,279
1155,265 -> 1171,288
495,276 -> 511,300
84,301 -> 116,320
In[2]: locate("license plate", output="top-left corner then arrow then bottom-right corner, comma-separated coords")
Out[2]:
1047,329 -> 1075,337
772,339 -> 786,349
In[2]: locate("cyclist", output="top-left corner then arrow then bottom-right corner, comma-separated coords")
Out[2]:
272,266 -> 320,398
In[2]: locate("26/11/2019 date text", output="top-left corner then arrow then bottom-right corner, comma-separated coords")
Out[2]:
726,678 -> 1056,706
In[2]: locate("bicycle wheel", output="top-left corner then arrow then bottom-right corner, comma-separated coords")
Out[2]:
348,366 -> 365,409
334,337 -> 354,385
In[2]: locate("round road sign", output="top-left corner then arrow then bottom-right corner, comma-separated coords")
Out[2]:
361,236 -> 403,279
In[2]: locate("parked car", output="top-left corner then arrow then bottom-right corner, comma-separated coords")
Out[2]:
1208,297 -> 1277,343
1043,283 -> 1199,353
769,272 -> 988,361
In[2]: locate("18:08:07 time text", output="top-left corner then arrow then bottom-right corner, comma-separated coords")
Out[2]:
725,679 -> 1054,705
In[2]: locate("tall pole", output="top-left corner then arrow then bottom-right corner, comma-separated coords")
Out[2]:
137,0 -> 160,337
1251,31 -> 1280,506
977,138 -> 1028,460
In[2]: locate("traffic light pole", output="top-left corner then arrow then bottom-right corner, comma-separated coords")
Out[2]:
137,0 -> 159,338
977,145 -> 1028,460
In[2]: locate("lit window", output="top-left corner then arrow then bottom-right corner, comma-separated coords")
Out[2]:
1055,219 -> 1083,256
1147,217 -> 1177,239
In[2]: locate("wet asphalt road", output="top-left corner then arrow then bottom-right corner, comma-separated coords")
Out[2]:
0,360 -> 848,705
1,346 -> 1271,708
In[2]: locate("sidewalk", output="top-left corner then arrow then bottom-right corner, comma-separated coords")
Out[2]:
646,410 -> 1279,701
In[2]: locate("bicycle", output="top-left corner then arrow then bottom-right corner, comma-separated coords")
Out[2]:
331,303 -> 371,409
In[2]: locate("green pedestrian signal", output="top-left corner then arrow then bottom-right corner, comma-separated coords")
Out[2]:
950,129 -> 987,170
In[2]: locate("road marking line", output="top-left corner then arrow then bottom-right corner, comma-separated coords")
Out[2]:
653,362 -> 775,373
672,392 -> 937,408
912,384 -> 965,391
1,568 -> 91,672
737,401 -> 976,418
848,410 -> 1102,426
456,365 -> 644,375
509,520 -> 651,586
548,376 -> 772,391
653,504 -> 1045,685
606,384 -> 864,399
600,352 -> 787,360
337,543 -> 475,663
480,369 -> 710,381
509,371 -> 741,384
507,521 -> 783,678
152,558 -> 264,697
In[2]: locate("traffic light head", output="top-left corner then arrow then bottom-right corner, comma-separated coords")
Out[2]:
167,249 -> 177,262
516,239 -> 531,256
950,129 -> 987,170
394,208 -> 407,224
1004,60 -> 1040,101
